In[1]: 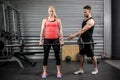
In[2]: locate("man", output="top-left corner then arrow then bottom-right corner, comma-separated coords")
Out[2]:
67,5 -> 98,75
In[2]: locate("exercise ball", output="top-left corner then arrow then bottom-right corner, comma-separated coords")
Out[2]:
65,56 -> 71,62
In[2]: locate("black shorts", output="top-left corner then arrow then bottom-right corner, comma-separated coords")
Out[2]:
79,44 -> 94,57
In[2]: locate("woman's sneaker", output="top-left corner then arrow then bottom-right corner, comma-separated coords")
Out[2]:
41,73 -> 47,79
74,70 -> 84,75
57,73 -> 62,79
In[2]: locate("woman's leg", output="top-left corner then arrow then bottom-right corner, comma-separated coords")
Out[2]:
52,39 -> 61,75
42,39 -> 51,75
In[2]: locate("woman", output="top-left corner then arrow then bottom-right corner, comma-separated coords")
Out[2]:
39,6 -> 64,79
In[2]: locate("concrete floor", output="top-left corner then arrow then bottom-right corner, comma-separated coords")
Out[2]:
105,60 -> 120,69
0,59 -> 120,80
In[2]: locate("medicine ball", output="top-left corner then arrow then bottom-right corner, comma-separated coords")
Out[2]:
65,56 -> 71,62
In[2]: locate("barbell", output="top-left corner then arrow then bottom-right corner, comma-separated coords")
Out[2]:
5,42 -> 96,47
5,42 -> 97,47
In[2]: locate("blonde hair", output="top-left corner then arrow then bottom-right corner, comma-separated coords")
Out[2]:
48,6 -> 57,17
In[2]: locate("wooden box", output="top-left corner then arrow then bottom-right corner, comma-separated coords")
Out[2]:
62,45 -> 79,61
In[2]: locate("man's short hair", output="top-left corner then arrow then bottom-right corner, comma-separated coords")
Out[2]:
83,5 -> 91,10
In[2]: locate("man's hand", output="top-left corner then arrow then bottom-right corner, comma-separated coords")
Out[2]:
67,34 -> 74,40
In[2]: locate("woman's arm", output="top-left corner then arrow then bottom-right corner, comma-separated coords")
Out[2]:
58,18 -> 64,45
39,19 -> 46,45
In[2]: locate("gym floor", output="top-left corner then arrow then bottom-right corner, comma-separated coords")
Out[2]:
0,59 -> 120,80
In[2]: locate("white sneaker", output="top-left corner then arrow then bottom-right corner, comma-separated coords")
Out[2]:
91,69 -> 98,75
74,70 -> 84,75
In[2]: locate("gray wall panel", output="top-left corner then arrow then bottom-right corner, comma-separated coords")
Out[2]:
10,0 -> 104,57
104,0 -> 111,58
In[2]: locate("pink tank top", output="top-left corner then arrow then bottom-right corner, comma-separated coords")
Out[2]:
45,18 -> 59,39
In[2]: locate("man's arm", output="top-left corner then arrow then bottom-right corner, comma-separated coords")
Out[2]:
67,19 -> 94,40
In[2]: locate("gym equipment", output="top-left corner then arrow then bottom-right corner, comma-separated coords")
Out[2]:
4,32 -> 11,40
1,30 -> 5,38
1,30 -> 11,40
101,52 -> 107,60
65,56 -> 71,62
0,40 -> 4,50
62,45 -> 79,61
3,44 -> 37,68
14,52 -> 36,66
0,2 -> 30,69
87,59 -> 100,64
3,42 -> 96,52
0,40 -> 4,57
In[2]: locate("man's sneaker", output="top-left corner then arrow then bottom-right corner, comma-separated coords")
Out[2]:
74,70 -> 84,75
91,70 -> 98,75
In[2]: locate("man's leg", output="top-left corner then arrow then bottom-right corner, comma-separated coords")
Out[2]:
74,54 -> 85,74
91,56 -> 98,74
80,55 -> 85,70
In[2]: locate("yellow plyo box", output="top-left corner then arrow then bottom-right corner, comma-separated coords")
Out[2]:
62,45 -> 79,61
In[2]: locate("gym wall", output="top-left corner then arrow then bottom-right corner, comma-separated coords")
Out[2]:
112,0 -> 120,59
9,0 -> 104,58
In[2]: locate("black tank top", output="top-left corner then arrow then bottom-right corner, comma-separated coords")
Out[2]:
81,17 -> 94,42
